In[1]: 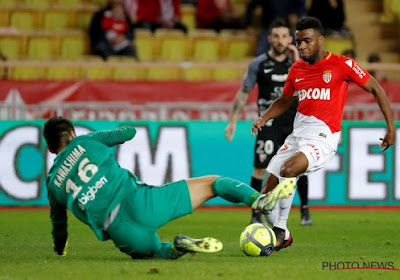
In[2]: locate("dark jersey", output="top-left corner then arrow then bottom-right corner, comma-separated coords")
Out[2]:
242,52 -> 298,123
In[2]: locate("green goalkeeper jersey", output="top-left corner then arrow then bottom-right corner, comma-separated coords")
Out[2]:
46,126 -> 137,244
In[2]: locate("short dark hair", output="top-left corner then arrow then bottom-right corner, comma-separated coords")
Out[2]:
43,116 -> 75,152
342,48 -> 356,59
368,53 -> 381,63
296,16 -> 324,35
269,18 -> 289,32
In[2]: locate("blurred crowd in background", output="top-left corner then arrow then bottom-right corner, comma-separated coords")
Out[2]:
0,0 -> 397,82
88,0 -> 349,60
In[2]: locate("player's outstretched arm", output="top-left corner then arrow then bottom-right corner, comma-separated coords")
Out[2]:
87,126 -> 137,147
225,89 -> 250,141
48,191 -> 68,256
362,76 -> 396,151
251,94 -> 294,136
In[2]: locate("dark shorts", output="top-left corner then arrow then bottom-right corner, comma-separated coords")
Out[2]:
254,119 -> 293,168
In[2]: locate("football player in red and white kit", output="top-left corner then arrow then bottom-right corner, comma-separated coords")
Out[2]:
251,17 -> 396,251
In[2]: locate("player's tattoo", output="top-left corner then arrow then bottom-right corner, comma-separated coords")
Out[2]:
232,91 -> 249,115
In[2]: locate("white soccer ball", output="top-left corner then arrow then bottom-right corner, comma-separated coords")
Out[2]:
239,223 -> 276,257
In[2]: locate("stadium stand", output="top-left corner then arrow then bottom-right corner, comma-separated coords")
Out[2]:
46,64 -> 81,80
219,30 -> 255,61
59,31 -> 89,60
75,7 -> 97,31
25,0 -> 50,8
182,65 -> 212,81
53,0 -> 82,7
0,34 -> 23,59
382,0 -> 400,22
190,29 -> 220,62
43,9 -> 71,32
81,61 -> 111,80
11,63 -> 46,80
135,28 -> 156,62
111,61 -> 146,81
345,0 -> 400,79
10,9 -> 38,31
324,37 -> 354,57
0,0 -> 15,8
27,34 -> 57,60
147,64 -> 181,80
156,29 -> 188,62
0,1 -> 255,78
1,0 -> 400,82
181,4 -> 196,31
0,9 -> 10,26
212,65 -> 242,81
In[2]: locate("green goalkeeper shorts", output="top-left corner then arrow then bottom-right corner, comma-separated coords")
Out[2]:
105,179 -> 193,256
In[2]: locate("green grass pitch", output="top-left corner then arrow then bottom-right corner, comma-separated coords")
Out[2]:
0,208 -> 399,280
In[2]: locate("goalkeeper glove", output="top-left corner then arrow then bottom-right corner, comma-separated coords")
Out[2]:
54,241 -> 68,256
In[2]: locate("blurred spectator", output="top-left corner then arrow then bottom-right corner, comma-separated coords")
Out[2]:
342,48 -> 356,59
89,1 -> 137,60
245,0 -> 305,32
131,0 -> 158,30
132,0 -> 187,33
245,0 -> 305,55
308,0 -> 349,37
196,0 -> 243,32
160,0 -> 188,33
368,53 -> 387,82
124,0 -> 138,24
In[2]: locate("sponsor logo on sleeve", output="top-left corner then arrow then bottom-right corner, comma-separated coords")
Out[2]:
345,59 -> 366,79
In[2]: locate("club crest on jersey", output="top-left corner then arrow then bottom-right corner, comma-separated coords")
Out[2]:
323,70 -> 332,83
259,154 -> 267,162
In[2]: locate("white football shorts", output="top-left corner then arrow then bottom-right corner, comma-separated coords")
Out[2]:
266,133 -> 338,177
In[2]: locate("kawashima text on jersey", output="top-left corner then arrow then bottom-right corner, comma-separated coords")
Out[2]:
283,53 -> 370,134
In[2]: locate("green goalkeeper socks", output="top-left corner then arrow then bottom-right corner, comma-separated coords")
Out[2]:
156,242 -> 186,259
212,177 -> 261,206
128,242 -> 185,260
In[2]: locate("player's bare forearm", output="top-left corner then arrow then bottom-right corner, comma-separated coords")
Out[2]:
362,77 -> 396,150
362,77 -> 395,130
259,94 -> 294,122
49,195 -> 68,255
375,92 -> 395,130
230,89 -> 249,122
251,94 -> 294,136
226,89 -> 249,141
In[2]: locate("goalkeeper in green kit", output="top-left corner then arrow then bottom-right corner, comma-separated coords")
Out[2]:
44,116 -> 296,259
